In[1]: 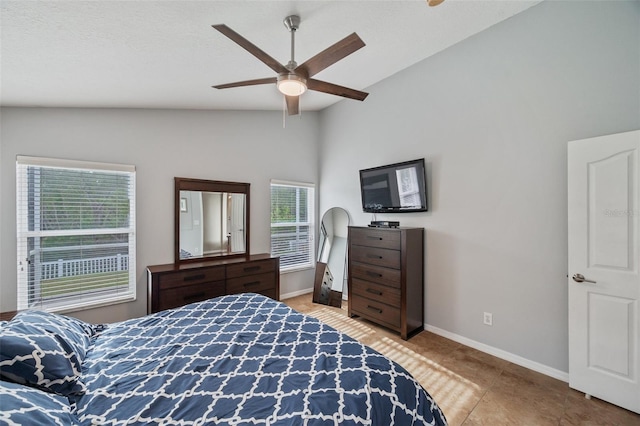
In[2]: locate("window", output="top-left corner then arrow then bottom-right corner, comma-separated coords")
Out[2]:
270,181 -> 314,271
16,156 -> 136,313
396,166 -> 421,208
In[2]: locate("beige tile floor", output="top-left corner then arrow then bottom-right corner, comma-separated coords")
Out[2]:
283,294 -> 640,426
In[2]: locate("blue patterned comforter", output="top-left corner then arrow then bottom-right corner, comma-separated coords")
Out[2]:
61,294 -> 447,425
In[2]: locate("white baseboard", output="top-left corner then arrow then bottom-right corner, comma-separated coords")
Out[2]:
280,288 -> 314,300
425,324 -> 569,383
276,293 -> 568,382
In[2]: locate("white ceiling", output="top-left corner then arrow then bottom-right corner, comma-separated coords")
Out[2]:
0,0 -> 541,112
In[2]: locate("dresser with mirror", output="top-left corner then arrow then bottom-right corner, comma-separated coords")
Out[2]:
147,177 -> 279,314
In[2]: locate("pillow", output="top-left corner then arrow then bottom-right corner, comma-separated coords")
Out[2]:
0,379 -> 80,425
0,310 -> 96,396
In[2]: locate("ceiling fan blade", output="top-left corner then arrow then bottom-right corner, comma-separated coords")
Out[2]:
212,24 -> 288,75
213,77 -> 276,90
285,95 -> 300,116
295,33 -> 365,78
307,79 -> 369,101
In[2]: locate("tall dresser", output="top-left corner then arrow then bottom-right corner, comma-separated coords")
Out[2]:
347,226 -> 424,340
147,254 -> 279,314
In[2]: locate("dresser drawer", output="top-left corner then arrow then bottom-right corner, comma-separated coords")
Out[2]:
157,281 -> 225,311
350,245 -> 400,269
350,262 -> 401,288
257,288 -> 277,300
352,278 -> 401,307
159,266 -> 225,290
227,259 -> 276,278
350,228 -> 401,250
351,297 -> 400,329
148,254 -> 280,314
226,272 -> 276,294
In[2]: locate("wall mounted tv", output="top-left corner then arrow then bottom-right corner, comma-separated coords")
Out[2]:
359,158 -> 428,213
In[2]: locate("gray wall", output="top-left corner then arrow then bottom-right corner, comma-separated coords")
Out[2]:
318,0 -> 640,373
0,108 -> 320,323
1,0 -> 638,377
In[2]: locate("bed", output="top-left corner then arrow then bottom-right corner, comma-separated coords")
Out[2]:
0,293 -> 447,425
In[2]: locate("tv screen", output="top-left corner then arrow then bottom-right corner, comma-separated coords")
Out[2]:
359,158 -> 428,213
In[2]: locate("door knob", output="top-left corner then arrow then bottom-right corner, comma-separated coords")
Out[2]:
572,273 -> 596,284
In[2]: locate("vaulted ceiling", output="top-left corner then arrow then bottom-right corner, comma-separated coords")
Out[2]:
1,0 -> 541,112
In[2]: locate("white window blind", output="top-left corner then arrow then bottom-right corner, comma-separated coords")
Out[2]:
270,181 -> 314,271
16,156 -> 136,313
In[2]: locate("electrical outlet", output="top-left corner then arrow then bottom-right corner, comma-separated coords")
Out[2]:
483,312 -> 493,326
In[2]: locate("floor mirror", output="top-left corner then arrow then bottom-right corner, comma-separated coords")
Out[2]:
313,207 -> 350,307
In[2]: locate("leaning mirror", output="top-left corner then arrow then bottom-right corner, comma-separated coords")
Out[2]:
313,207 -> 350,306
175,178 -> 250,263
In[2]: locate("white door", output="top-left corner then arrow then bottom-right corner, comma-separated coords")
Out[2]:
568,130 -> 640,414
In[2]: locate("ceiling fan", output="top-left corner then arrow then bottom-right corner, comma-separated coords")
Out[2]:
212,15 -> 368,116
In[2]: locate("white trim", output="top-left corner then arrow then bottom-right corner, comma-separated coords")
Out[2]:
425,324 -> 569,382
280,264 -> 314,274
17,155 -> 135,173
270,179 -> 315,188
275,292 -> 569,382
280,287 -> 314,301
16,157 -> 136,312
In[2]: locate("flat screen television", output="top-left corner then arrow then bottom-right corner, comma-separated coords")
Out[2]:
359,158 -> 428,213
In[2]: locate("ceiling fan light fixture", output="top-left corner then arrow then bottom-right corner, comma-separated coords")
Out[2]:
427,0 -> 445,6
277,74 -> 307,96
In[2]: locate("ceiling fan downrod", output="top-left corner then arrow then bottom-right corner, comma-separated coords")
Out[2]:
283,15 -> 300,70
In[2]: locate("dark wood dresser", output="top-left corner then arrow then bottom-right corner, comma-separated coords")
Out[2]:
347,226 -> 424,340
147,254 -> 279,314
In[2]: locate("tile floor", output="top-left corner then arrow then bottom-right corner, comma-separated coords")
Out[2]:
283,294 -> 640,426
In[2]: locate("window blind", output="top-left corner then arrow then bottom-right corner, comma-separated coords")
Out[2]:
16,156 -> 136,312
270,181 -> 314,271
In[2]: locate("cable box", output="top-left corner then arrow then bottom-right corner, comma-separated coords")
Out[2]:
369,221 -> 400,228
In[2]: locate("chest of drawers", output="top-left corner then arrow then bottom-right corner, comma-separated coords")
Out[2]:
347,226 -> 424,340
147,254 -> 279,314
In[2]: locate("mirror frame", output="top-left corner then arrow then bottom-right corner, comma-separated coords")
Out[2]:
313,207 -> 350,307
174,177 -> 250,264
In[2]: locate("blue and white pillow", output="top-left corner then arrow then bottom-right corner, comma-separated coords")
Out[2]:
0,310 -> 96,396
0,379 -> 80,425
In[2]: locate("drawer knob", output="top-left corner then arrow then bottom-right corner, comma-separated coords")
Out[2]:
366,288 -> 383,296
366,271 -> 383,278
367,305 -> 383,314
183,274 -> 205,282
367,254 -> 383,259
366,236 -> 383,241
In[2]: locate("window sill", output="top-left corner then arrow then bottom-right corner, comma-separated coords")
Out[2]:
280,264 -> 315,274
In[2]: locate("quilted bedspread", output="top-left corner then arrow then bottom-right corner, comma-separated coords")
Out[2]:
74,293 -> 447,425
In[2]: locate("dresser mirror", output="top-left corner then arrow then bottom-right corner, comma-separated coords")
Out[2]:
313,207 -> 349,306
175,177 -> 250,263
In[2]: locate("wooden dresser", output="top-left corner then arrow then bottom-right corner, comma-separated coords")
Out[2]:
347,226 -> 424,340
147,254 -> 279,314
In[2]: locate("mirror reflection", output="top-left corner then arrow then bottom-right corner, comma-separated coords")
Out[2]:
179,191 -> 246,259
175,178 -> 250,263
313,207 -> 350,306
